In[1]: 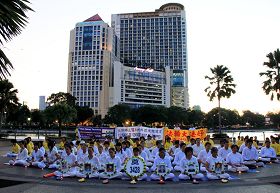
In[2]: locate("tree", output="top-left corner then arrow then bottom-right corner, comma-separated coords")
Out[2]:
47,92 -> 77,107
75,106 -> 94,124
240,110 -> 265,127
134,105 -> 168,126
166,106 -> 188,127
260,49 -> 280,101
0,0 -> 33,79
103,104 -> 131,126
44,103 -> 77,136
205,65 -> 236,133
267,112 -> 280,128
188,109 -> 205,127
31,109 -> 45,126
0,80 -> 19,127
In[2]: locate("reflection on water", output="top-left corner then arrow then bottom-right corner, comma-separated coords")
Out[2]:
209,130 -> 280,142
5,134 -> 58,140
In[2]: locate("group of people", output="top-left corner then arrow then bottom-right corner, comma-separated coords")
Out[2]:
5,134 -> 280,184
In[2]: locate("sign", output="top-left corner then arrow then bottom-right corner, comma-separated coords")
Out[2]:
156,163 -> 169,177
82,162 -> 97,175
134,67 -> 154,73
163,128 -> 207,141
213,162 -> 224,174
184,162 -> 198,175
115,127 -> 163,140
124,156 -> 146,178
104,162 -> 117,177
78,127 -> 114,140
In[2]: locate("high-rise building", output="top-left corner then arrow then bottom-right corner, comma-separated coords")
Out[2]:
111,3 -> 189,108
39,96 -> 46,111
67,14 -> 119,117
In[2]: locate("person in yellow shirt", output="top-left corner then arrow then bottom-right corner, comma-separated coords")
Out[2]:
59,137 -> 67,150
145,135 -> 154,149
25,137 -> 33,156
271,137 -> 280,156
6,139 -> 20,157
185,136 -> 191,146
236,136 -> 243,147
203,135 -> 214,147
43,138 -> 49,151
164,136 -> 173,150
127,135 -> 134,147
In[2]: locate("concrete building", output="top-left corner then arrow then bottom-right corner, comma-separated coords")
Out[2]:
67,14 -> 119,117
39,96 -> 46,111
111,3 -> 189,108
110,61 -> 170,108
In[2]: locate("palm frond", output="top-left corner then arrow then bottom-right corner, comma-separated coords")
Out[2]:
0,48 -> 13,80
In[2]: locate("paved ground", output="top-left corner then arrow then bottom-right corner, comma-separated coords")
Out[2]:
1,146 -> 280,193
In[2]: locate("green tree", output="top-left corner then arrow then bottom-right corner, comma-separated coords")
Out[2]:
166,106 -> 188,127
267,112 -> 280,128
44,103 -> 77,136
75,106 -> 94,124
0,0 -> 33,79
103,104 -> 131,126
260,49 -> 280,101
241,110 -> 265,127
205,65 -> 236,133
0,80 -> 19,127
188,109 -> 205,127
31,109 -> 45,126
47,92 -> 77,107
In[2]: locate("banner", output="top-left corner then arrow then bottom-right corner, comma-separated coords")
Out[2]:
163,128 -> 207,141
115,127 -> 163,140
78,126 -> 114,140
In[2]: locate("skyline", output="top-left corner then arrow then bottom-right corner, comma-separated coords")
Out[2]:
3,0 -> 280,114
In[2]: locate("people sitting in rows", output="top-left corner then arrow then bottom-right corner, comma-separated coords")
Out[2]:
45,140 -> 60,169
115,142 -> 128,169
226,145 -> 249,173
205,147 -> 230,180
137,144 -> 153,167
178,147 -> 204,183
218,140 -> 232,160
150,147 -> 175,181
198,142 -> 212,172
242,139 -> 264,168
260,141 -> 279,163
77,142 -> 88,164
9,140 -> 29,167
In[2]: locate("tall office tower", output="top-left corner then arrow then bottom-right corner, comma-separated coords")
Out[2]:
67,14 -> 119,117
39,96 -> 46,111
111,3 -> 189,108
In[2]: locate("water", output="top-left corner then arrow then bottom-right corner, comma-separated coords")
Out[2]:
209,130 -> 280,142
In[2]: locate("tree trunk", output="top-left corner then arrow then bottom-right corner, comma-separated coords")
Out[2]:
218,98 -> 222,134
58,121 -> 62,137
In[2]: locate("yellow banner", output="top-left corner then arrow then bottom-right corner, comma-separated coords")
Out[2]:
163,128 -> 207,141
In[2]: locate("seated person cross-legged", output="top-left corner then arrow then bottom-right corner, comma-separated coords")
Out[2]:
226,145 -> 249,173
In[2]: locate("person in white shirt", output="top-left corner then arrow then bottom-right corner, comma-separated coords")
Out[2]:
137,144 -> 153,168
187,138 -> 196,147
9,141 -> 29,167
205,147 -> 230,180
150,147 -> 175,181
169,140 -> 180,158
76,146 -> 100,179
45,140 -> 60,169
173,143 -> 186,171
96,145 -> 107,170
140,141 -> 152,163
218,140 -> 232,160
239,138 -> 248,153
198,142 -> 212,172
178,147 -> 204,183
260,141 -> 279,163
77,143 -> 88,164
99,148 -> 123,183
242,139 -> 264,168
151,141 -> 163,159
226,145 -> 249,173
115,143 -> 128,169
122,141 -> 132,158
54,144 -> 78,178
30,143 -> 45,168
192,138 -> 205,157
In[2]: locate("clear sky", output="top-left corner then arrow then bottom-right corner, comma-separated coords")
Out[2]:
4,0 -> 280,114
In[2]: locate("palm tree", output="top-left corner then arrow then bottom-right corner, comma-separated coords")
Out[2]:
205,65 -> 236,133
0,0 -> 33,79
0,80 -> 19,128
260,49 -> 280,101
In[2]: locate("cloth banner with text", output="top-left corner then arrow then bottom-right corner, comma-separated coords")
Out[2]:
115,126 -> 163,140
163,128 -> 207,141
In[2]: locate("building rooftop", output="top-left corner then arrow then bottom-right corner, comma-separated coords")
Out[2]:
84,14 -> 103,22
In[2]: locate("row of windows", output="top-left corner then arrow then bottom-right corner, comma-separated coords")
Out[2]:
120,17 -> 181,23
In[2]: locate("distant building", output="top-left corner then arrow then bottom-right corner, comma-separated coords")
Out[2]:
110,61 -> 170,108
67,14 -> 119,117
111,3 -> 189,108
39,96 -> 46,111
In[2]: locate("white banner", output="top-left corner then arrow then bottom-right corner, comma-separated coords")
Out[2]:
115,126 -> 163,140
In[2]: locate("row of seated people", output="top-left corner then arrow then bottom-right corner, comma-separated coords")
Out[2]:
6,137 -> 279,183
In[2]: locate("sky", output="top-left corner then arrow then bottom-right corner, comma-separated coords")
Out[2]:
3,0 -> 280,114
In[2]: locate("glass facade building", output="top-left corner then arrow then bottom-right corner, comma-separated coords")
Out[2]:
112,3 -> 189,108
